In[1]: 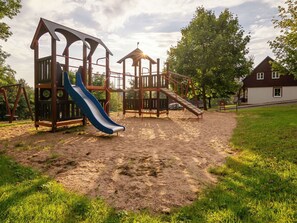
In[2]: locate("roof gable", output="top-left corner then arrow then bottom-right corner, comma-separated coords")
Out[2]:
30,18 -> 112,57
243,56 -> 297,88
117,48 -> 156,66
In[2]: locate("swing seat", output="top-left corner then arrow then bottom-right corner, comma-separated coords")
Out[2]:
5,114 -> 18,119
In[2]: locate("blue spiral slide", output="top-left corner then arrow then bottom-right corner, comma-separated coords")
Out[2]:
64,72 -> 125,134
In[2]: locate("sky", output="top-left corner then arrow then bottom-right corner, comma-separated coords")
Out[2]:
1,0 -> 284,87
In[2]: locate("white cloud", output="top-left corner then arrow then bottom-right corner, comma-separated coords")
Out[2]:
0,0 -> 284,85
248,23 -> 280,64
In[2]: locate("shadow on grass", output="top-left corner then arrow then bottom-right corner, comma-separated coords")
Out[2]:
170,156 -> 297,222
167,106 -> 297,222
0,155 -> 120,223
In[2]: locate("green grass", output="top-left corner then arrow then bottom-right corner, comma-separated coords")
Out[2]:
168,105 -> 297,222
0,120 -> 32,128
0,156 -> 121,223
1,105 -> 297,222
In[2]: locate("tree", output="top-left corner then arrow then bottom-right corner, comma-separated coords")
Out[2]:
0,0 -> 21,40
0,0 -> 22,83
269,0 -> 297,77
0,48 -> 16,85
167,7 -> 252,109
0,0 -> 23,120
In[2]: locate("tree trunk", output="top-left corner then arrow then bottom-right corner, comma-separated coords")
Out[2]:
202,84 -> 207,110
208,97 -> 211,108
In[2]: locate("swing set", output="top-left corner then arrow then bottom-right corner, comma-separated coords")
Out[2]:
0,84 -> 33,123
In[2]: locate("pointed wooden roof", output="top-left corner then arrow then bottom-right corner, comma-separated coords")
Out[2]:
117,48 -> 156,66
30,18 -> 113,57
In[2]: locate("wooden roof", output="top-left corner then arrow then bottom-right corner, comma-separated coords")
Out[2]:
30,18 -> 113,57
243,56 -> 297,88
117,48 -> 156,66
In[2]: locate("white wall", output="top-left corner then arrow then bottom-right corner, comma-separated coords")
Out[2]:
247,86 -> 297,104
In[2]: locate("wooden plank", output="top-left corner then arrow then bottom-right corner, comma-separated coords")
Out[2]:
36,83 -> 51,88
87,85 -> 105,90
37,119 -> 84,128
36,121 -> 52,127
56,119 -> 84,127
160,88 -> 203,118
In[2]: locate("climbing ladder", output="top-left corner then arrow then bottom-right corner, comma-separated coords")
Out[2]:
160,88 -> 203,118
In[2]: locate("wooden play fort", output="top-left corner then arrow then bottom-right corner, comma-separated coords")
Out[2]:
30,18 -> 203,132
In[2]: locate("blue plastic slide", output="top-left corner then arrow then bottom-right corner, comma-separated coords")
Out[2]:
64,72 -> 125,134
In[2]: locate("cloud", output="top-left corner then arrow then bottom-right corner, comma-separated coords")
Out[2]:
0,0 -> 285,85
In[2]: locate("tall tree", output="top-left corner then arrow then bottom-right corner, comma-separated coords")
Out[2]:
269,0 -> 297,77
0,0 -> 21,83
167,7 -> 252,109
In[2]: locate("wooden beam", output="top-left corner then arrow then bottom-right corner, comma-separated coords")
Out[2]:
88,56 -> 92,86
65,47 -> 69,73
105,52 -> 110,115
51,37 -> 57,132
123,60 -> 126,115
87,85 -> 105,91
157,58 -> 160,117
34,43 -> 39,127
10,85 -> 22,123
37,119 -> 84,128
22,86 -> 34,121
35,83 -> 51,88
138,60 -> 142,116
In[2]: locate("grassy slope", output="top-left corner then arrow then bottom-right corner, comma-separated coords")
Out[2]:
1,105 -> 297,222
169,105 -> 297,223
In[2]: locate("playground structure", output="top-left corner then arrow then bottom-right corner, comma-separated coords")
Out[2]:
31,18 -> 203,132
0,84 -> 33,123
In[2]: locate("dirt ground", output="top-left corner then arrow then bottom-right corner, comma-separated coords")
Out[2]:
0,110 -> 236,213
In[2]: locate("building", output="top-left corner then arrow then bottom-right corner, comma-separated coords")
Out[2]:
242,56 -> 297,104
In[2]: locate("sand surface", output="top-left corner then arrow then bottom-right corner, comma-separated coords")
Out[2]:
0,110 -> 236,212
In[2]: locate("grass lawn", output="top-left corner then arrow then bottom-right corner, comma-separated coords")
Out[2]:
1,105 -> 297,222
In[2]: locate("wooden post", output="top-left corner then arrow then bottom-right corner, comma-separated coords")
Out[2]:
123,60 -> 126,115
134,64 -> 137,111
51,37 -> 57,132
88,56 -> 92,86
138,60 -> 142,116
64,47 -> 70,119
166,62 -> 169,88
82,44 -> 87,86
65,47 -> 69,73
156,58 -> 160,117
81,44 -> 88,125
149,61 -> 152,110
9,86 -> 22,123
34,43 -> 39,128
22,86 -> 34,121
166,62 -> 169,114
1,89 -> 10,117
105,52 -> 110,115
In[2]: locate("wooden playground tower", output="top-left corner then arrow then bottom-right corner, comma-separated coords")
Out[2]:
31,18 -> 113,131
117,47 -> 169,117
30,18 -> 203,132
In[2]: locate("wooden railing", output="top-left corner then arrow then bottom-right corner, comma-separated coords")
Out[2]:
39,100 -> 83,121
37,56 -> 52,83
162,71 -> 191,98
125,98 -> 168,110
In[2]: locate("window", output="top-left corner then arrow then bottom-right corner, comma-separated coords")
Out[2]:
272,71 -> 280,79
273,87 -> 282,97
257,72 -> 264,80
